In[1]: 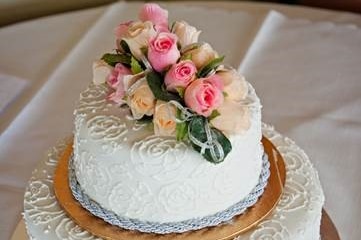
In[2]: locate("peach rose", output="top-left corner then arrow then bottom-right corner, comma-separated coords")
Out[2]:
153,100 -> 177,136
139,3 -> 168,32
216,69 -> 248,101
106,63 -> 132,89
122,71 -> 145,93
123,21 -> 156,60
164,60 -> 197,92
210,99 -> 250,135
92,60 -> 113,85
173,21 -> 201,48
184,43 -> 218,69
127,80 -> 156,119
148,32 -> 180,72
184,75 -> 224,117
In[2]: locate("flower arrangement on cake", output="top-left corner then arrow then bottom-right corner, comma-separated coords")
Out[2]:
92,3 -> 251,164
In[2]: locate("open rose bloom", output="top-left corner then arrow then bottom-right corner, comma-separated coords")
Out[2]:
92,3 -> 252,162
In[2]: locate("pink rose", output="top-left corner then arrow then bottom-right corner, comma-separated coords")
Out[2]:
107,84 -> 125,105
114,21 -> 133,39
106,63 -> 132,89
164,60 -> 197,92
184,75 -> 224,117
148,32 -> 180,72
139,3 -> 168,31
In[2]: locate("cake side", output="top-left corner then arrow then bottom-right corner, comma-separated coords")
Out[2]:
237,124 -> 325,240
72,81 -> 264,223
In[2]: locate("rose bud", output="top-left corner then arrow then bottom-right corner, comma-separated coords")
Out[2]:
106,63 -> 132,89
164,60 -> 197,92
184,74 -> 224,117
173,21 -> 201,48
127,80 -> 156,119
210,99 -> 251,135
139,3 -> 169,32
123,21 -> 156,60
148,32 -> 180,72
184,43 -> 218,69
153,100 -> 177,136
216,68 -> 248,101
92,60 -> 113,85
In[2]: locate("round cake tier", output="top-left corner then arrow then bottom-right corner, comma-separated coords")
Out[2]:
72,82 -> 263,223
23,124 -> 325,240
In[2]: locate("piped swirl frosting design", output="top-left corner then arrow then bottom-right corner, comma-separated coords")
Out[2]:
130,136 -> 189,181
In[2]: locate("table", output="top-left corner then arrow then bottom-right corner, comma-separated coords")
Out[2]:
321,210 -> 341,240
1,1 -> 361,240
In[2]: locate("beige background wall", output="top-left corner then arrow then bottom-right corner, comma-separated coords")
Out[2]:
0,0 -> 116,26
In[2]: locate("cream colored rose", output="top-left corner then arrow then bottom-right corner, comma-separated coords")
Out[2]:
123,21 -> 156,60
127,80 -> 156,119
123,72 -> 145,92
173,21 -> 201,49
153,100 -> 177,136
216,69 -> 248,101
92,60 -> 113,85
210,99 -> 250,135
185,43 -> 218,69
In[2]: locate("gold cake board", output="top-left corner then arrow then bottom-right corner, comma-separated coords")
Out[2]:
54,137 -> 286,240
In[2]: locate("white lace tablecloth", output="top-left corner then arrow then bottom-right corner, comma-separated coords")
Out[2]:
1,1 -> 361,240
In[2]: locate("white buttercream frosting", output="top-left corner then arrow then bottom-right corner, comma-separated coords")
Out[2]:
72,81 -> 263,223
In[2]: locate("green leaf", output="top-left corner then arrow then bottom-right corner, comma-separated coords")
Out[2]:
197,56 -> 225,78
120,40 -> 131,54
188,116 -> 232,164
176,109 -> 188,141
131,57 -> 143,74
176,121 -> 188,141
101,53 -> 131,67
223,91 -> 229,98
177,123 -> 188,141
175,87 -> 185,98
208,109 -> 220,121
136,115 -> 153,124
146,71 -> 182,102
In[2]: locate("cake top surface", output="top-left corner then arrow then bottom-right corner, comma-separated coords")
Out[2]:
89,3 -> 258,164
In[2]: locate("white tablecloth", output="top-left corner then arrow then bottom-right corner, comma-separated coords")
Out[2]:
1,1 -> 361,240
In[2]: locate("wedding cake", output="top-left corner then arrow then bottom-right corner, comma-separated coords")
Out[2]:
24,3 -> 325,240
71,3 -> 266,231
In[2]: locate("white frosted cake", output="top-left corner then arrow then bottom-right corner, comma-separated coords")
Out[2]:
23,3 -> 325,240
72,81 -> 262,224
67,3 -> 269,229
